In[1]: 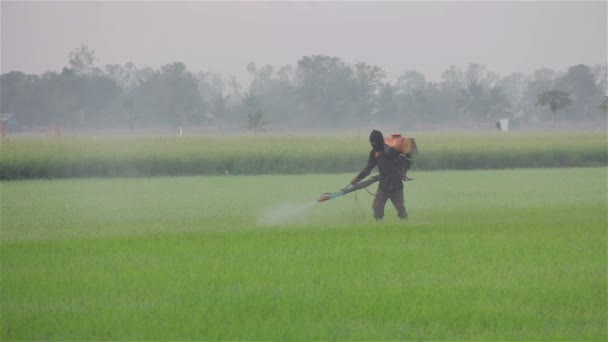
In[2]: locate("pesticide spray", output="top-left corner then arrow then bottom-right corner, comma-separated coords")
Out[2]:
257,176 -> 382,225
257,201 -> 318,225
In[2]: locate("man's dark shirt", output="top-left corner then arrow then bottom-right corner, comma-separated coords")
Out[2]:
355,144 -> 410,193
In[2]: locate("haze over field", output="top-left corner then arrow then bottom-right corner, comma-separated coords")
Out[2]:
1,1 -> 606,132
2,1 -> 606,82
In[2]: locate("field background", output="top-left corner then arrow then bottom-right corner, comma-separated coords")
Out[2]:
2,167 -> 606,340
1,131 -> 606,179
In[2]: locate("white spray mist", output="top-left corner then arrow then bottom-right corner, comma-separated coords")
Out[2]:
257,201 -> 318,226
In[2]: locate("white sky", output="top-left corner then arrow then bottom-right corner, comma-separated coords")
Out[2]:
1,1 -> 606,83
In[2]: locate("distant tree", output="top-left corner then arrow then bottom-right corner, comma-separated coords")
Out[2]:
295,55 -> 353,128
0,71 -> 42,126
555,64 -> 600,119
441,65 -> 465,89
243,64 -> 298,126
104,62 -> 139,90
208,92 -> 231,131
68,44 -> 100,75
160,62 -> 203,126
520,68 -> 556,120
276,65 -> 294,83
536,90 -> 572,125
422,82 -> 454,123
247,110 -> 270,134
350,61 -> 386,125
397,70 -> 426,94
460,64 -> 509,120
591,64 -> 607,95
196,71 -> 227,122
129,62 -> 203,127
241,91 -> 259,114
128,67 -> 161,126
439,65 -> 466,121
374,82 -> 399,122
496,73 -> 526,111
395,70 -> 429,123
248,63 -> 275,96
600,96 -> 608,113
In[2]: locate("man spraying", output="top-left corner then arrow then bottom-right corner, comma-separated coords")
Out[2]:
351,130 -> 412,221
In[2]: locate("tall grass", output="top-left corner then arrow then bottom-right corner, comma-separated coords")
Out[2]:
0,131 -> 606,179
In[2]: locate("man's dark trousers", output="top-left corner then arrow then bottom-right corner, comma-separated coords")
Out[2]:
372,188 -> 407,220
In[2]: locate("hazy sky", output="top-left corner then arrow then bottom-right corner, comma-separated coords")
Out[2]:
1,1 -> 606,83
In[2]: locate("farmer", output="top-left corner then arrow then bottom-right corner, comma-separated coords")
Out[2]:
351,129 -> 411,220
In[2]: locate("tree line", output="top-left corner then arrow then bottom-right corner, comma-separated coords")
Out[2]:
1,45 -> 606,132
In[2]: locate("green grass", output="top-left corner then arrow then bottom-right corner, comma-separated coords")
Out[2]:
1,168 -> 607,340
1,131 -> 606,178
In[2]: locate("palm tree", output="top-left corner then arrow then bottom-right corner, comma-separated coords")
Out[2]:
247,110 -> 270,134
536,90 -> 572,126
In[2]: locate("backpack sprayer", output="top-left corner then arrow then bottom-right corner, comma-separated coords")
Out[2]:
316,134 -> 418,203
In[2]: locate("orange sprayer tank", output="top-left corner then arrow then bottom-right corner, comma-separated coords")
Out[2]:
384,134 -> 418,154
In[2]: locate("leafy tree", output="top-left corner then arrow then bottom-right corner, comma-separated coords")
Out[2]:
496,73 -> 526,113
242,62 -> 296,126
80,74 -> 123,127
555,64 -> 600,119
423,82 -> 456,124
349,62 -> 386,126
520,68 -> 556,121
374,82 -> 399,122
161,62 -> 203,126
248,63 -> 275,96
276,65 -> 294,83
208,92 -> 231,131
459,64 -> 509,120
1,72 -> 27,121
536,90 -> 572,125
441,65 -> 465,89
241,91 -> 259,115
130,62 -> 203,127
68,44 -> 100,75
295,55 -> 353,128
104,62 -> 139,90
395,71 -> 428,123
196,71 -> 228,123
0,71 -> 47,127
397,70 -> 426,94
128,67 -> 160,126
438,66 -> 466,121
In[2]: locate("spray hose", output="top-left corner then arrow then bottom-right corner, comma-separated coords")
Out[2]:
316,174 -> 416,203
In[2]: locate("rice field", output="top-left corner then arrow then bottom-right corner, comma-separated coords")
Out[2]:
0,131 -> 606,179
1,167 -> 606,340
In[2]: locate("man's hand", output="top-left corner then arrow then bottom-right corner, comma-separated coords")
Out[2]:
351,177 -> 360,185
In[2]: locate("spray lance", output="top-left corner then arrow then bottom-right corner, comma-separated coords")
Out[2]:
317,174 -> 380,202
316,134 -> 418,203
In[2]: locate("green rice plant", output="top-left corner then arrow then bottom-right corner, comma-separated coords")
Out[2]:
0,131 -> 605,179
1,168 -> 606,340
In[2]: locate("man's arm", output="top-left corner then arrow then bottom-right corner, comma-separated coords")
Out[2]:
352,151 -> 377,184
